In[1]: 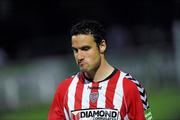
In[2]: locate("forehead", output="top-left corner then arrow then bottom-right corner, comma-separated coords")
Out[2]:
71,34 -> 96,47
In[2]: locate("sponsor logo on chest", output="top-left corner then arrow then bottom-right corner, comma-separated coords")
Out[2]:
71,108 -> 119,120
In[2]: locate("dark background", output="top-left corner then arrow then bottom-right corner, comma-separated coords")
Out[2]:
0,0 -> 176,61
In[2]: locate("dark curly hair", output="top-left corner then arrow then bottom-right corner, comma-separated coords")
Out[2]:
70,20 -> 106,45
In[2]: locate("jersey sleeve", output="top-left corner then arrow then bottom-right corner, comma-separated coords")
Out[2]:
48,76 -> 73,120
123,73 -> 153,120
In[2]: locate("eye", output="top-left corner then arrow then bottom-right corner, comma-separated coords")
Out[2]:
81,46 -> 91,51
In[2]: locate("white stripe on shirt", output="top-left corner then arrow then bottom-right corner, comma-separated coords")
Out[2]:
97,80 -> 109,108
113,72 -> 126,119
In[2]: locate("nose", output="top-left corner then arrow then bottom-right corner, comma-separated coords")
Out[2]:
76,50 -> 84,61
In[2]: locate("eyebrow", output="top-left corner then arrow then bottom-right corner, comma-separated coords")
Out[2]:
72,45 -> 91,50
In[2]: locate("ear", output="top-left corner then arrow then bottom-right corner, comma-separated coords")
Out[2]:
99,40 -> 106,53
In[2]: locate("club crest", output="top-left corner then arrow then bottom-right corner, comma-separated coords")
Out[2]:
89,92 -> 99,103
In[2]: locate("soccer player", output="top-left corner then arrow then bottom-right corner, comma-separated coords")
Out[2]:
48,20 -> 152,120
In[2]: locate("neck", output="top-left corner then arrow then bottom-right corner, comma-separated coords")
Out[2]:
84,57 -> 114,82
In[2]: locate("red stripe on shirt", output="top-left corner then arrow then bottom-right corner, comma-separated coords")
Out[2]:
120,96 -> 127,120
105,70 -> 120,108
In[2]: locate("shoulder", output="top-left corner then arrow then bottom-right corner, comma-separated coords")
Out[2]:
123,73 -> 142,90
122,72 -> 150,110
121,72 -> 144,95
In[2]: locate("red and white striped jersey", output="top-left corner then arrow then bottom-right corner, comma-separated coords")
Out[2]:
48,69 -> 152,120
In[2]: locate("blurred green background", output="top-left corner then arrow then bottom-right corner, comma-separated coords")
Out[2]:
0,54 -> 180,120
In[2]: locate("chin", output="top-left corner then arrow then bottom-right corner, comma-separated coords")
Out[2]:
80,69 -> 88,72
80,67 -> 89,72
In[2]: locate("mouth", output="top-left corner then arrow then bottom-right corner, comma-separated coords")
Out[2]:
78,62 -> 83,66
78,61 -> 85,67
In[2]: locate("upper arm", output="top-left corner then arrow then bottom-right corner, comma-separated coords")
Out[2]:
123,74 -> 152,120
48,77 -> 74,120
48,84 -> 66,120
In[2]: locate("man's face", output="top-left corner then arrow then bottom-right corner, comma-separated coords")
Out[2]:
71,34 -> 101,72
